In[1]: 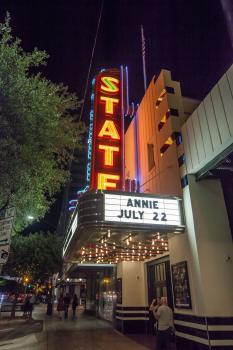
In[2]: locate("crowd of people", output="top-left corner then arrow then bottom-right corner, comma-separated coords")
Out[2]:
1,291 -> 79,321
4,290 -> 174,348
57,293 -> 79,319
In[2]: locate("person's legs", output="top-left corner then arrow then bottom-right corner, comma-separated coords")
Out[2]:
161,330 -> 169,350
64,305 -> 68,319
164,329 -> 170,350
156,330 -> 163,350
157,330 -> 168,350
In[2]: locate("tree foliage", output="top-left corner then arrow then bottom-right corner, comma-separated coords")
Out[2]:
0,14 -> 85,229
3,232 -> 63,282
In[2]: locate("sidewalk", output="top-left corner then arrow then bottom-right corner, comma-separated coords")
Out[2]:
0,304 -> 153,350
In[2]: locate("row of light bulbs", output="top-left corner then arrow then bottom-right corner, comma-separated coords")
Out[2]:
78,233 -> 169,264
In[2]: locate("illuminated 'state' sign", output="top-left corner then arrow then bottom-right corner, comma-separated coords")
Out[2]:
90,68 -> 126,191
104,194 -> 183,227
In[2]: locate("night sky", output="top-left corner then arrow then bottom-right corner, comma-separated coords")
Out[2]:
2,0 -> 232,232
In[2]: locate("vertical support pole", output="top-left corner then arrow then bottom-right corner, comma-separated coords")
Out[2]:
141,25 -> 147,92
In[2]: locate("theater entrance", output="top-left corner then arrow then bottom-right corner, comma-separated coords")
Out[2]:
147,256 -> 173,308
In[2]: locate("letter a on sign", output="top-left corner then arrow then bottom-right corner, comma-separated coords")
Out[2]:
98,120 -> 120,139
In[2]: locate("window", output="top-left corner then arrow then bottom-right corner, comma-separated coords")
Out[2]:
160,131 -> 183,156
178,154 -> 186,167
175,132 -> 183,146
165,86 -> 175,94
158,111 -> 170,131
181,175 -> 188,188
170,108 -> 179,116
147,144 -> 155,171
155,88 -> 166,109
160,136 -> 174,157
158,109 -> 179,132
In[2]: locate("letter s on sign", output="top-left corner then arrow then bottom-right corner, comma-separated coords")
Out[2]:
100,77 -> 119,93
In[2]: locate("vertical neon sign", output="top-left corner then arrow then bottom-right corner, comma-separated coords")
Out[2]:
90,68 -> 127,191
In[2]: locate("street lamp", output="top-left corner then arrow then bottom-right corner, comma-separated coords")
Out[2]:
27,215 -> 34,220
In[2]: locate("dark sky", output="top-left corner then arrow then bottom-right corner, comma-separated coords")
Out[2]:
2,0 -> 232,232
2,0 -> 233,103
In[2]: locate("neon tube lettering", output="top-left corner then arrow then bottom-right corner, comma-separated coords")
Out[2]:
100,96 -> 119,114
97,173 -> 120,190
98,120 -> 120,139
100,77 -> 119,93
98,145 -> 119,166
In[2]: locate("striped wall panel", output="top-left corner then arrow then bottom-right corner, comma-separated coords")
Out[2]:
181,63 -> 233,177
115,305 -> 149,334
174,313 -> 233,350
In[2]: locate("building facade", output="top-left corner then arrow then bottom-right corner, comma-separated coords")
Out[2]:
62,66 -> 233,350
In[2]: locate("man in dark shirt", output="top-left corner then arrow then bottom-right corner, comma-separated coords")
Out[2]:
63,293 -> 71,319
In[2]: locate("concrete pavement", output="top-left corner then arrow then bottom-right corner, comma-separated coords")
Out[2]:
0,304 -> 153,350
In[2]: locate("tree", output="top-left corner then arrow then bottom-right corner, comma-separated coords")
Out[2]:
3,232 -> 63,282
0,14 -> 85,229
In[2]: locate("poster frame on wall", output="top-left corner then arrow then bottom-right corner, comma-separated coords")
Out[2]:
171,260 -> 192,309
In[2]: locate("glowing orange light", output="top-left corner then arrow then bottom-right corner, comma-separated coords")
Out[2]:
98,120 -> 120,139
97,173 -> 120,190
98,145 -> 119,166
100,96 -> 119,114
165,136 -> 173,145
101,77 -> 119,93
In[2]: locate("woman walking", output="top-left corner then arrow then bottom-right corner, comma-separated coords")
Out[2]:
72,294 -> 78,319
57,294 -> 64,319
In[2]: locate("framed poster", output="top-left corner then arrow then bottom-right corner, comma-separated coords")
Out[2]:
171,261 -> 192,309
116,278 -> 122,304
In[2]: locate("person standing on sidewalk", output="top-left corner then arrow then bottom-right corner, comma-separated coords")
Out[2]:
63,293 -> 71,319
153,297 -> 174,350
29,293 -> 36,318
72,294 -> 78,319
149,297 -> 161,334
57,294 -> 64,319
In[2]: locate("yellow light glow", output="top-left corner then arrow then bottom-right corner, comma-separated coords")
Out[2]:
97,173 -> 120,190
165,136 -> 173,145
161,114 -> 167,123
98,145 -> 119,166
98,120 -> 120,139
100,76 -> 119,93
100,96 -> 119,114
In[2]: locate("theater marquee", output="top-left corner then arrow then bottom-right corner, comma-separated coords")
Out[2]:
104,193 -> 182,227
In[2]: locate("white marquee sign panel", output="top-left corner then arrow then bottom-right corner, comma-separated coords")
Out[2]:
104,194 -> 182,227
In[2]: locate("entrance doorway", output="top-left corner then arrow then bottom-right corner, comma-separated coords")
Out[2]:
147,256 -> 173,308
